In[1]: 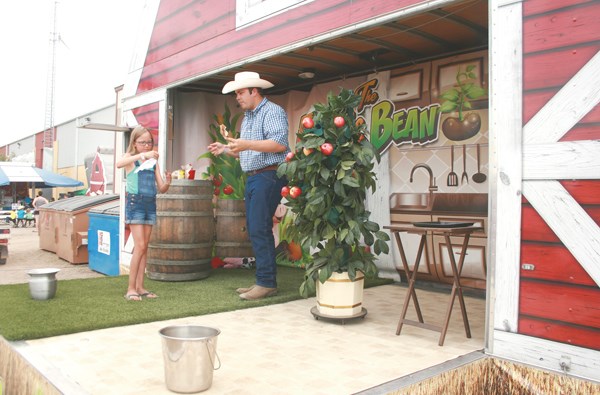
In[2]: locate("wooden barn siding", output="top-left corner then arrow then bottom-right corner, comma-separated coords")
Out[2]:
519,317 -> 600,350
522,0 -> 600,142
520,0 -> 600,348
137,0 -> 424,93
145,0 -> 233,65
132,102 -> 160,131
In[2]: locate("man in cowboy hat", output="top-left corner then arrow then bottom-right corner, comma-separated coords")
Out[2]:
208,71 -> 290,300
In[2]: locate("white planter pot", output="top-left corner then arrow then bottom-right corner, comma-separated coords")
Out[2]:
316,271 -> 364,317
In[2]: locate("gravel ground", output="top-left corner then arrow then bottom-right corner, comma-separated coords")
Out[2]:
0,226 -> 105,285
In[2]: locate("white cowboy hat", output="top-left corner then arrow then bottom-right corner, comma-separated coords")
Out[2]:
222,71 -> 274,94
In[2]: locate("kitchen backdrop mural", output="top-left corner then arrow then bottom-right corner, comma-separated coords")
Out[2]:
364,50 -> 489,197
210,50 -> 489,273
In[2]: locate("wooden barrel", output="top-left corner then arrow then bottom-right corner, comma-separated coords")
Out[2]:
147,179 -> 215,281
214,199 -> 254,258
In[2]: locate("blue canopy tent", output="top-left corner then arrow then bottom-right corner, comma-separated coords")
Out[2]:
0,167 -> 8,186
0,162 -> 83,188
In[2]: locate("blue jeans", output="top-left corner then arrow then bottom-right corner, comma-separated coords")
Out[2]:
245,170 -> 287,288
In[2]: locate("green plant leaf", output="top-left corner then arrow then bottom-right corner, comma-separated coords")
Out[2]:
465,86 -> 487,100
341,175 -> 359,187
439,101 -> 458,113
439,89 -> 459,102
341,160 -> 355,170
364,220 -> 379,232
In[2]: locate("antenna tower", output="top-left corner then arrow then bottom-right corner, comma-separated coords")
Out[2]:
43,1 -> 58,149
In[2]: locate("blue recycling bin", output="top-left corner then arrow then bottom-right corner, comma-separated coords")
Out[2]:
88,200 -> 120,276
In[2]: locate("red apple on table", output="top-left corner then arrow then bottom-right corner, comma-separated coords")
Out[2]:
334,116 -> 345,127
281,186 -> 290,198
289,186 -> 302,199
320,143 -> 334,156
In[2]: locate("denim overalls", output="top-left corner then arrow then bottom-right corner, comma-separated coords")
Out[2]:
125,160 -> 157,225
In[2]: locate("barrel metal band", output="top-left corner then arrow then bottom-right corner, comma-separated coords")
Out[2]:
147,258 -> 211,266
148,242 -> 213,249
157,194 -> 214,199
216,212 -> 246,217
214,241 -> 252,247
157,212 -> 213,217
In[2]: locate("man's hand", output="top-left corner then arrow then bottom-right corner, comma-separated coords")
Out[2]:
225,137 -> 248,154
207,142 -> 227,155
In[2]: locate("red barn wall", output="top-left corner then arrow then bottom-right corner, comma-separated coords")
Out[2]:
520,0 -> 600,350
137,0 -> 426,93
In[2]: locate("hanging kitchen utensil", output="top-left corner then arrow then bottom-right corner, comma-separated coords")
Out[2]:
447,145 -> 458,187
461,144 -> 468,184
472,143 -> 487,183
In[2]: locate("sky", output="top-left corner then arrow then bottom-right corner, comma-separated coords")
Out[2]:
0,0 -> 148,147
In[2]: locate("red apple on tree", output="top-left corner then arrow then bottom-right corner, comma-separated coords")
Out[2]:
303,147 -> 314,156
320,143 -> 334,156
214,187 -> 220,196
281,186 -> 290,197
289,186 -> 302,199
333,116 -> 345,127
285,152 -> 295,162
302,117 -> 314,129
223,185 -> 234,195
212,174 -> 223,186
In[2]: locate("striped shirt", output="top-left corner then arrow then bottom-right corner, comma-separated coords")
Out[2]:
239,98 -> 289,172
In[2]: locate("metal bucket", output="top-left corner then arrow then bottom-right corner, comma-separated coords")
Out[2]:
159,325 -> 221,393
27,268 -> 60,300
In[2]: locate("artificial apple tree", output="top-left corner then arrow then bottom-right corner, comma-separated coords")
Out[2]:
277,88 -> 389,297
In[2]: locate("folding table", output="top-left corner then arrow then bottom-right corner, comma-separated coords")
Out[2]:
384,223 -> 483,346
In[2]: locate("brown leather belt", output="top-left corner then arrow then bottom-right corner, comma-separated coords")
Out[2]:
246,164 -> 278,176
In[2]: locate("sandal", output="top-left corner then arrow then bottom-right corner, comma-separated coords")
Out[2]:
139,291 -> 158,299
124,293 -> 142,301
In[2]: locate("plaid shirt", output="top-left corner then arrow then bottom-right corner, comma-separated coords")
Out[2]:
239,98 -> 289,172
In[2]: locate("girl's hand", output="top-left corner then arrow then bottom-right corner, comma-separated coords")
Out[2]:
143,150 -> 159,160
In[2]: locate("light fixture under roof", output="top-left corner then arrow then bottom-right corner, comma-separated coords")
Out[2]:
298,69 -> 315,79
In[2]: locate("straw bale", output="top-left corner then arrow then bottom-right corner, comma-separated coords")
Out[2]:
391,357 -> 600,395
0,336 -> 60,395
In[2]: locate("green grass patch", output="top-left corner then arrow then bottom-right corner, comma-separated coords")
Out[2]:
0,267 -> 392,341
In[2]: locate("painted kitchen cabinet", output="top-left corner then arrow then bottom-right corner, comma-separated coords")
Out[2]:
389,212 -> 437,281
390,193 -> 488,290
432,214 -> 487,290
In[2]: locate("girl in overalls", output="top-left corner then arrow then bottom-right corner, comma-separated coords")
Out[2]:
117,126 -> 171,301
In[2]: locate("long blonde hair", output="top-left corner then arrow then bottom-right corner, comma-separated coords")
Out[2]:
126,126 -> 154,155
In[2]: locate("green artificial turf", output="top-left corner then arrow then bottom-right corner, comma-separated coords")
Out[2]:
0,266 -> 392,341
